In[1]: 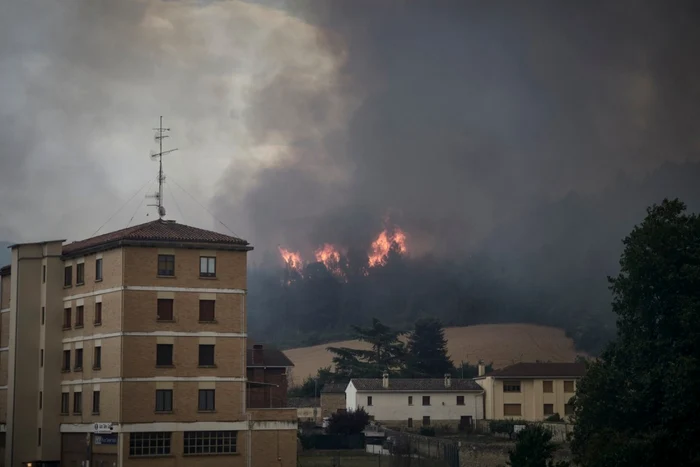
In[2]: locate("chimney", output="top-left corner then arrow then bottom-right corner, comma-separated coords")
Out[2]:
252,344 -> 264,365
444,373 -> 452,388
478,360 -> 485,377
382,372 -> 389,389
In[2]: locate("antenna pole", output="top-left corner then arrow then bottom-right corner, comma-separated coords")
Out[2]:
147,116 -> 178,219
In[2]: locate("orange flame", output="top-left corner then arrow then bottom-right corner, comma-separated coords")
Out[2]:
368,227 -> 408,267
278,247 -> 303,272
315,243 -> 347,281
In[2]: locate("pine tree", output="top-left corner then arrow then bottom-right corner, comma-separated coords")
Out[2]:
405,318 -> 453,377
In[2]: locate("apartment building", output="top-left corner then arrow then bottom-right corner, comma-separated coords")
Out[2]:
0,219 -> 297,467
246,343 -> 294,409
474,362 -> 586,421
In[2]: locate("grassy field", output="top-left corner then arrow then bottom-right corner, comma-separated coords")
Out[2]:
284,323 -> 584,384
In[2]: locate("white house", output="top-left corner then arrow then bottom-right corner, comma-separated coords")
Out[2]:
346,373 -> 484,430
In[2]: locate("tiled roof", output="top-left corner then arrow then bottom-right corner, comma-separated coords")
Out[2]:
350,378 -> 483,392
481,362 -> 586,379
287,397 -> 320,408
247,345 -> 294,368
321,383 -> 348,394
62,219 -> 250,257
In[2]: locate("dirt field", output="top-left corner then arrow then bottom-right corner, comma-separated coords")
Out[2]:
284,323 -> 584,384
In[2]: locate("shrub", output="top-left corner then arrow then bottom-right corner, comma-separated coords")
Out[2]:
419,426 -> 436,437
545,413 -> 562,422
327,408 -> 370,435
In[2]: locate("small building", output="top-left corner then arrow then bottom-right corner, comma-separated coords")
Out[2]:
320,383 -> 347,418
287,397 -> 321,423
346,373 -> 484,430
247,343 -> 294,408
474,362 -> 586,421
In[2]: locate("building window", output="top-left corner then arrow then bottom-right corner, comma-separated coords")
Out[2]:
157,254 -> 175,276
62,350 -> 71,371
504,404 -> 522,416
76,263 -> 85,285
407,418 -> 413,428
544,404 -> 554,416
198,389 -> 215,412
63,308 -> 72,329
38,427 -> 42,446
42,265 -> 46,283
157,299 -> 174,321
156,344 -> 173,366
422,416 -> 431,427
543,380 -> 553,393
184,431 -> 236,455
41,306 -> 45,325
93,391 -> 101,414
456,395 -> 465,405
64,265 -> 72,287
422,396 -> 430,406
199,300 -> 215,322
503,381 -> 521,393
74,348 -> 83,371
564,381 -> 575,393
408,396 -> 413,405
75,305 -> 84,327
129,432 -> 172,457
61,393 -> 69,414
199,345 -> 215,367
73,392 -> 82,414
40,349 -> 44,367
95,258 -> 103,281
94,346 -> 102,369
565,403 -> 575,416
200,257 -> 216,278
367,396 -> 373,406
94,302 -> 102,325
155,389 -> 173,413
39,391 -> 43,410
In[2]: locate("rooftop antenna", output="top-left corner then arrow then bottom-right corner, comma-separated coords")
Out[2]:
147,116 -> 178,219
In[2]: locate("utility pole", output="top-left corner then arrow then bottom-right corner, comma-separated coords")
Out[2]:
147,116 -> 178,218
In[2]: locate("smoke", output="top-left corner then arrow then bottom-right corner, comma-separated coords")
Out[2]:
213,0 -> 700,262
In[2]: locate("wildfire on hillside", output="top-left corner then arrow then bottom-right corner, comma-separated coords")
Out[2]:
314,243 -> 347,281
278,247 -> 303,273
368,228 -> 407,267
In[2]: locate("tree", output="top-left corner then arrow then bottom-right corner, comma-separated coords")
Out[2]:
327,318 -> 406,379
571,199 -> 700,466
455,361 -> 494,378
327,408 -> 371,435
405,318 -> 453,377
508,425 -> 569,467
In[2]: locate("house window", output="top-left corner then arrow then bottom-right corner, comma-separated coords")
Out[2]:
407,418 -> 413,428
504,404 -> 522,416
157,255 -> 175,276
62,350 -> 71,371
155,389 -> 173,412
42,265 -> 46,283
157,299 -> 174,321
94,302 -> 102,325
408,396 -> 413,405
41,306 -> 45,325
422,416 -> 431,427
75,306 -> 84,327
456,396 -> 465,405
95,258 -> 103,281
38,428 -> 42,446
200,257 -> 216,278
61,393 -> 69,414
367,396 -> 373,406
73,392 -> 82,414
198,389 -> 215,411
74,348 -> 83,371
39,391 -> 43,409
543,380 -> 553,393
184,431 -> 236,455
64,265 -> 72,287
76,263 -> 85,285
503,381 -> 521,393
565,403 -> 575,416
40,349 -> 44,367
564,381 -> 575,393
199,300 -> 215,322
94,346 -> 102,369
129,432 -> 172,457
544,404 -> 554,415
63,308 -> 72,329
93,391 -> 101,414
156,344 -> 173,366
422,396 -> 430,406
199,345 -> 215,367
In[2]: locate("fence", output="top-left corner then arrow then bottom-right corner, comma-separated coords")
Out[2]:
474,420 -> 573,442
299,433 -> 366,450
383,428 -> 460,467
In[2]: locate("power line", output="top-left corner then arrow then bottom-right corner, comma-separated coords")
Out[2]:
127,178 -> 157,227
166,181 -> 186,224
91,177 -> 156,237
168,176 -> 241,238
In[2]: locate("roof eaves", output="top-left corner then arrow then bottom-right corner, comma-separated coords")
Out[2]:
62,238 -> 253,259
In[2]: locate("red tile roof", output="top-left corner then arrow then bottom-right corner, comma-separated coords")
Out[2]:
62,219 -> 251,257
480,362 -> 586,379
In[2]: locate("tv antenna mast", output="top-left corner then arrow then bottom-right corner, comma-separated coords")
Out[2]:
147,116 -> 178,219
